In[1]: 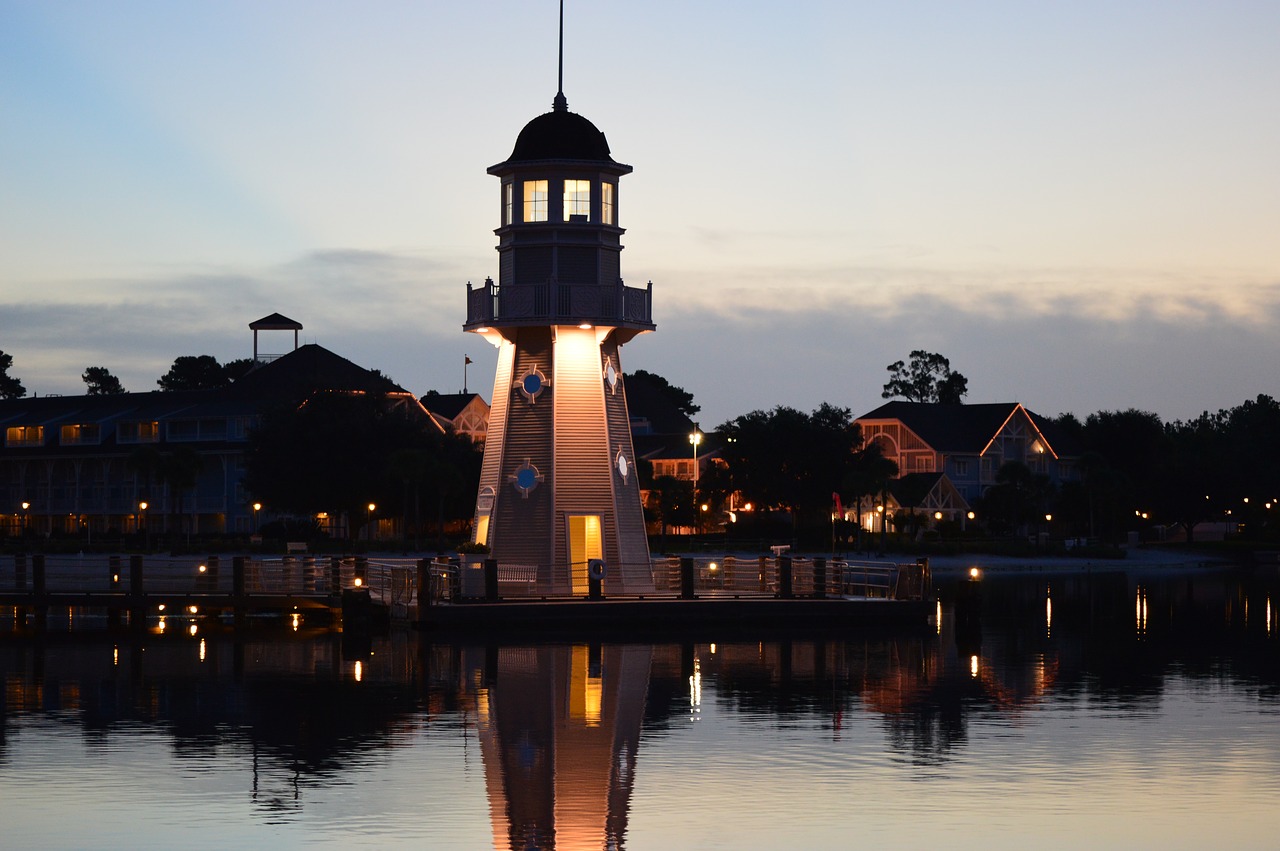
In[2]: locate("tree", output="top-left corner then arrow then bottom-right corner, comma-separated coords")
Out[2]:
840,440 -> 898,550
224,358 -> 256,382
631,369 -> 700,418
159,447 -> 204,536
718,403 -> 863,533
882,350 -> 968,404
0,350 -> 26,399
158,355 -> 230,391
244,391 -> 481,540
82,366 -> 126,395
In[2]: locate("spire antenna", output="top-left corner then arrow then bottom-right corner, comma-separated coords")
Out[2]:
553,0 -> 567,111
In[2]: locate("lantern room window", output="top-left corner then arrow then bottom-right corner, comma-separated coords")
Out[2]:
523,180 -> 548,222
564,179 -> 590,221
602,182 -> 615,225
504,182 -> 514,225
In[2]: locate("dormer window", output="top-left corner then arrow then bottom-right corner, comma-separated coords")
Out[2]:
564,179 -> 590,221
602,182 -> 615,225
523,180 -> 548,222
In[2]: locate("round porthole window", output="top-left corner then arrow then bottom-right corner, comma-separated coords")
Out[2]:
515,364 -> 549,403
509,459 -> 544,498
615,450 -> 630,481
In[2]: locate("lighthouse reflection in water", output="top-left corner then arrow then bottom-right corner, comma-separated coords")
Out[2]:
2,568 -> 1279,849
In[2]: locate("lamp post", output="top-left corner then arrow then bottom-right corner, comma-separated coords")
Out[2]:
688,426 -> 702,536
252,502 -> 261,533
367,502 -> 377,543
139,501 -> 149,551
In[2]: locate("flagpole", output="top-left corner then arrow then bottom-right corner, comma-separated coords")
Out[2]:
464,354 -> 472,394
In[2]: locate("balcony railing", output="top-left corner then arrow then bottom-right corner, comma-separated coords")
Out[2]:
465,278 -> 654,329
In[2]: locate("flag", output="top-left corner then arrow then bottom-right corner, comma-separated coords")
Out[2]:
465,355 -> 472,365
832,492 -> 843,517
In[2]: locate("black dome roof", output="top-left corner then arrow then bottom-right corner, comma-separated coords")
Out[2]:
505,108 -> 617,164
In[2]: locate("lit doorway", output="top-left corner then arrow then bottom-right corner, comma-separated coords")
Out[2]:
567,514 -> 602,594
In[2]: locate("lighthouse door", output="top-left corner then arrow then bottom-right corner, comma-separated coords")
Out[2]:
567,514 -> 603,594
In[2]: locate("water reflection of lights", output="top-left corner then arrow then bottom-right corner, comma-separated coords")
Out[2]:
689,656 -> 702,719
188,623 -> 198,637
113,646 -> 119,666
354,660 -> 363,683
1136,586 -> 1148,636
158,617 -> 167,633
935,600 -> 943,635
1045,585 -> 1053,638
1268,598 -> 1273,637
199,638 -> 207,661
969,655 -> 980,678
291,613 -> 301,631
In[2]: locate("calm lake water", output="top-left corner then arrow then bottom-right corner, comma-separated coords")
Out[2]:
2,565 -> 1278,850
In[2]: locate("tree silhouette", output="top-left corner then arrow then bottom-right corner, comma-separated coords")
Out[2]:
882,351 -> 968,404
82,366 -> 126,395
157,355 -> 230,391
0,350 -> 26,399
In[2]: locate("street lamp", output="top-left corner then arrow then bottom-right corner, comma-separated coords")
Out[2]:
252,502 -> 262,532
367,502 -> 377,542
139,501 -> 149,550
688,426 -> 702,534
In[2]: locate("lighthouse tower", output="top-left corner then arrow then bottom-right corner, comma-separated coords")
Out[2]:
463,80 -> 656,593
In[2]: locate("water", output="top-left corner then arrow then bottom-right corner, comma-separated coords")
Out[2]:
2,566 -> 1278,849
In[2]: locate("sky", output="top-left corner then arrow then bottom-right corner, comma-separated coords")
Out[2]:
2,1 -> 1278,429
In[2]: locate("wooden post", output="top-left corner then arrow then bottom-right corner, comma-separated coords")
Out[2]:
232,556 -> 247,628
129,555 -> 146,624
129,555 -> 144,597
32,554 -> 47,629
232,555 -> 246,599
416,558 -> 431,615
483,557 -> 499,602
329,557 -> 342,594
813,557 -> 826,599
680,557 -> 695,599
778,555 -> 793,599
587,559 -> 603,600
206,555 -> 220,593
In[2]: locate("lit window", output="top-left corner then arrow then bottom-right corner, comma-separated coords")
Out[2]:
523,180 -> 548,222
5,425 -> 44,447
504,183 -> 513,225
564,179 -> 590,221
602,182 -> 615,225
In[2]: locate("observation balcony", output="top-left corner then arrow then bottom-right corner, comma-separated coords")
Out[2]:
464,278 -> 654,332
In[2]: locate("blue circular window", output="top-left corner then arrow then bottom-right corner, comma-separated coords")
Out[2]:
516,468 -> 538,490
522,373 -> 542,395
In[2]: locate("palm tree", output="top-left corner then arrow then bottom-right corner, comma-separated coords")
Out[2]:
160,448 -> 203,540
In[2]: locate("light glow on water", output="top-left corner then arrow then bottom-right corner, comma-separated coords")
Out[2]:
1,570 -> 1277,849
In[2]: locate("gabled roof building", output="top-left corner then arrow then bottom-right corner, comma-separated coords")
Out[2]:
855,401 -> 1080,505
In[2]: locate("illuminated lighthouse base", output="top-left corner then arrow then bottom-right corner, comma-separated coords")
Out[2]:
471,323 -> 653,594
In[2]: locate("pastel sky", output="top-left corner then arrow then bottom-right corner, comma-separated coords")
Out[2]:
2,1 -> 1277,428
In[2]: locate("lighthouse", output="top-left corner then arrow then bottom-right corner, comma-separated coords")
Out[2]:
463,76 -> 656,594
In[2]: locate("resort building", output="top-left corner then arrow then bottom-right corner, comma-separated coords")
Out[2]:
420,392 -> 490,444
853,401 -> 1079,529
0,321 -> 430,541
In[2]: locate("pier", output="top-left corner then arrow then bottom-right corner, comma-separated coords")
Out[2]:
1,553 -> 933,632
